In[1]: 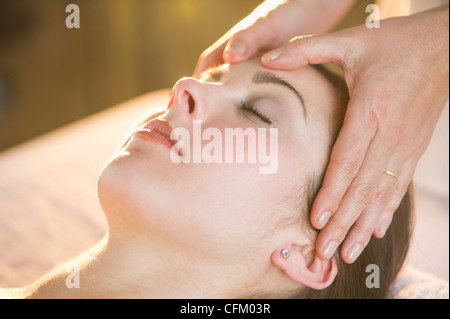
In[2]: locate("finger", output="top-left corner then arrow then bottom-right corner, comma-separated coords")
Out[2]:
193,13 -> 281,78
193,41 -> 227,78
224,0 -> 312,64
339,205 -> 381,264
315,134 -> 391,260
373,160 -> 416,238
261,33 -> 350,70
311,102 -> 378,230
223,19 -> 278,64
340,170 -> 399,263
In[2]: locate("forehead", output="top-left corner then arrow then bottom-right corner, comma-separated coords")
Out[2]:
202,59 -> 342,133
204,60 -> 336,105
229,60 -> 338,110
213,59 -> 324,85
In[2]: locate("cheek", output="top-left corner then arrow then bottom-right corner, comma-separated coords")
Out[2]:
218,126 -> 281,176
97,131 -> 201,231
97,130 -> 305,255
179,163 -> 289,253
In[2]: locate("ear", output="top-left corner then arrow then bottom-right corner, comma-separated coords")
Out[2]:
271,243 -> 338,290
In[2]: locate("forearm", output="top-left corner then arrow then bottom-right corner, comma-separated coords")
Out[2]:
294,0 -> 357,33
433,5 -> 449,85
193,0 -> 358,76
422,4 -> 449,69
411,4 -> 449,96
232,0 -> 356,36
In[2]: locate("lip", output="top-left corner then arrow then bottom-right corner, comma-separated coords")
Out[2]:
135,119 -> 178,151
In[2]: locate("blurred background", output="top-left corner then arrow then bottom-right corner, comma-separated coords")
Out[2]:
0,0 -> 370,152
0,1 -> 448,290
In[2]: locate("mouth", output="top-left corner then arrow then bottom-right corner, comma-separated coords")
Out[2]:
135,119 -> 180,153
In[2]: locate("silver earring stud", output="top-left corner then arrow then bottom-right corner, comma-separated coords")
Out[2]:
281,249 -> 290,259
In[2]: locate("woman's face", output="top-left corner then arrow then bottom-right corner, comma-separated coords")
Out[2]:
98,60 -> 341,270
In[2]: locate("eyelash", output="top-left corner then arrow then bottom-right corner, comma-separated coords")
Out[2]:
240,101 -> 273,125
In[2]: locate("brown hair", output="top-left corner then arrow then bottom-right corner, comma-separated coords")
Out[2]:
297,179 -> 413,299
294,65 -> 414,299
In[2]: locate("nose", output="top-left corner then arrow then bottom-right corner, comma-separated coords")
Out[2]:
168,77 -> 208,120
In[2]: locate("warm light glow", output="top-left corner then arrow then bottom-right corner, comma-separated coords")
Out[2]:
174,0 -> 196,21
233,0 -> 281,31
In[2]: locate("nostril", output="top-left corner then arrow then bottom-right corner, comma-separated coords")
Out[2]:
188,93 -> 195,114
178,87 -> 198,115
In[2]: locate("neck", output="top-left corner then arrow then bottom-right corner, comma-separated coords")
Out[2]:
5,232 -> 239,299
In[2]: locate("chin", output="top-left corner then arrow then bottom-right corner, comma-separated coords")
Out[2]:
97,151 -> 149,223
97,148 -> 185,237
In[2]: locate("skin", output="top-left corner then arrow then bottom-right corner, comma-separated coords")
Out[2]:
195,0 -> 449,264
1,60 -> 341,299
193,0 -> 356,78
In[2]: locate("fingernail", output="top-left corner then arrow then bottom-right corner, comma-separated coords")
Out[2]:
317,211 -> 331,229
262,47 -> 284,62
225,42 -> 247,59
323,241 -> 339,259
347,243 -> 363,262
377,222 -> 388,237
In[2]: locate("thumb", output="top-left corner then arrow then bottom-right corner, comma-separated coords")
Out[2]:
224,23 -> 278,64
261,33 -> 350,70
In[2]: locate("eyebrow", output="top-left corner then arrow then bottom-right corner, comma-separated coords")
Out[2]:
252,71 -> 307,122
201,65 -> 228,82
202,67 -> 307,121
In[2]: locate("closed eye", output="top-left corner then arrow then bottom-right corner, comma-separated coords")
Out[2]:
240,101 -> 273,126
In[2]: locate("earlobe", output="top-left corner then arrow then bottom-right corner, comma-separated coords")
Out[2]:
271,244 -> 338,290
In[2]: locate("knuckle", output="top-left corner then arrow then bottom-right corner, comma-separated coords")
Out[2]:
382,206 -> 396,218
393,181 -> 409,196
358,221 -> 377,238
327,218 -> 350,240
336,158 -> 360,181
233,28 -> 251,41
384,135 -> 400,151
289,35 -> 309,52
366,109 -> 380,133
372,101 -> 389,121
351,183 -> 375,206
394,119 -> 409,137
373,187 -> 392,205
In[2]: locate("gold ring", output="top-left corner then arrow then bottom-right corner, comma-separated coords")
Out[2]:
384,169 -> 399,179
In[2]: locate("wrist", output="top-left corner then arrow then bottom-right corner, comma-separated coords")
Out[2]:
417,5 -> 449,72
292,0 -> 356,34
